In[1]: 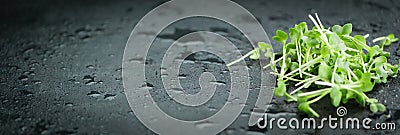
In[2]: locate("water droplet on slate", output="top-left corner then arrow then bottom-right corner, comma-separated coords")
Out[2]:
14,117 -> 22,121
32,80 -> 41,84
20,90 -> 33,96
23,71 -> 35,75
178,74 -> 187,79
240,113 -> 250,117
23,47 -> 34,54
87,91 -> 101,97
210,81 -> 226,85
206,106 -> 216,111
194,121 -> 215,129
85,80 -> 97,85
128,57 -> 144,63
225,128 -> 236,135
21,126 -> 28,131
65,103 -> 73,107
104,94 -> 116,101
18,75 -> 28,81
245,131 -> 264,135
83,75 -> 94,81
82,75 -> 101,85
145,82 -> 154,87
86,65 -> 94,69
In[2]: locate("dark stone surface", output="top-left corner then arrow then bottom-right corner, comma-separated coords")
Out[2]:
1,0 -> 399,134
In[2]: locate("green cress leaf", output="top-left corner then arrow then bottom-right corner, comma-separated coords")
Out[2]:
355,94 -> 366,107
276,30 -> 288,41
250,42 -> 274,60
343,90 -> 354,103
318,62 -> 333,81
333,73 -> 345,83
258,42 -> 270,51
332,25 -> 343,35
359,73 -> 374,92
289,28 -> 300,41
352,35 -> 366,50
370,103 -> 378,113
383,34 -> 399,46
368,45 -> 381,58
329,33 -> 346,51
320,46 -> 330,57
373,56 -> 387,65
274,80 -> 286,97
376,103 -> 386,112
341,23 -> 352,35
290,62 -> 299,71
298,102 -> 320,117
366,98 -> 378,103
298,102 -> 311,114
273,30 -> 288,45
249,51 -> 260,60
330,86 -> 342,107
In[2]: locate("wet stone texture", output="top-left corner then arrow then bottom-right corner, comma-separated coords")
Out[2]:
1,0 -> 400,134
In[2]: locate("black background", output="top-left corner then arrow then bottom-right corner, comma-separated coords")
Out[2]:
1,0 -> 400,134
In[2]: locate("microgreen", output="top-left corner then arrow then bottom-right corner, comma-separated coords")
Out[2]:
227,13 -> 399,117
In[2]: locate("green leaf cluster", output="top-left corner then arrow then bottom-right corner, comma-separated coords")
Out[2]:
227,14 -> 399,117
